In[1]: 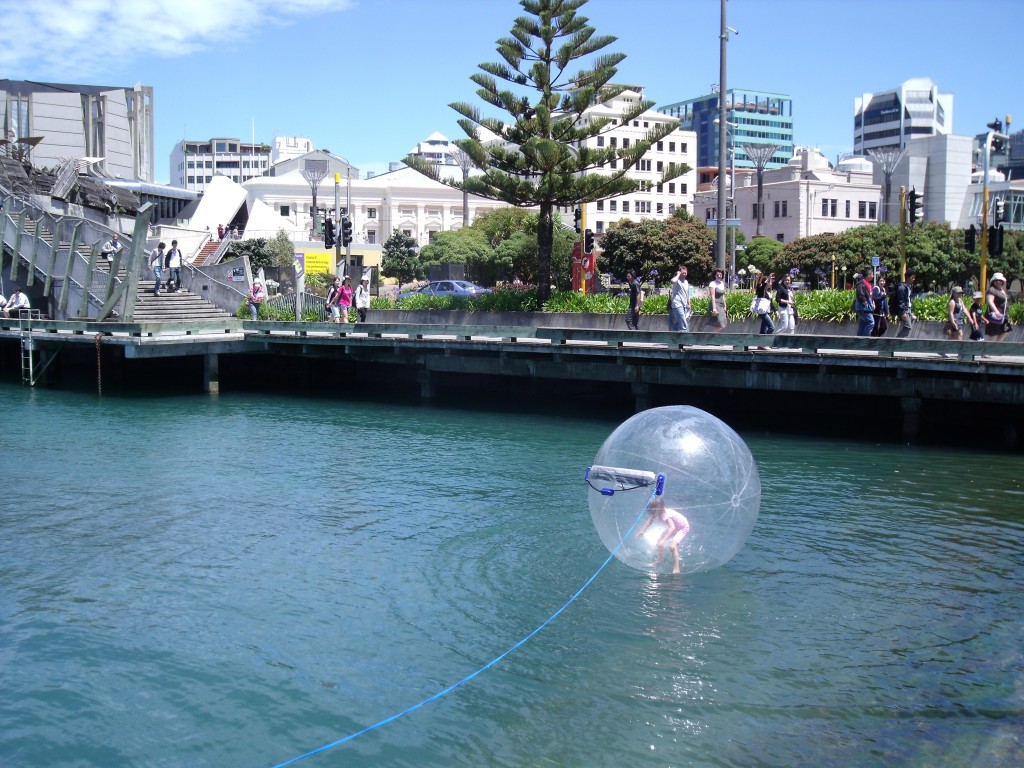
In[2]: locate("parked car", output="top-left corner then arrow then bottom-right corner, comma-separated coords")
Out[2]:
398,280 -> 492,301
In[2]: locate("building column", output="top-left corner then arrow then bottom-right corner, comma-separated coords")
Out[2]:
417,369 -> 435,401
204,353 -> 220,395
632,382 -> 651,412
900,396 -> 921,443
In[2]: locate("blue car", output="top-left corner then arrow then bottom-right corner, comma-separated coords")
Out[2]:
398,280 -> 491,301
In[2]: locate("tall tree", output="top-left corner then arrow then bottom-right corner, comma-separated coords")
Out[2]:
381,229 -> 423,284
405,0 -> 688,303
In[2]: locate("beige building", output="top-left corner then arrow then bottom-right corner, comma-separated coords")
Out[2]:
693,146 -> 882,243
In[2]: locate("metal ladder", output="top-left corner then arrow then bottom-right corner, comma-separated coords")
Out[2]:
17,310 -> 43,385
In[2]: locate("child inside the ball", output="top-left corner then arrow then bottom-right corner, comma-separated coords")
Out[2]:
636,496 -> 691,574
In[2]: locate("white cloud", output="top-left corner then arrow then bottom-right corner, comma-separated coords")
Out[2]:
0,0 -> 349,79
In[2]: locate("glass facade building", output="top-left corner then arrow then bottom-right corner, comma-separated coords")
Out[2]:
657,89 -> 793,170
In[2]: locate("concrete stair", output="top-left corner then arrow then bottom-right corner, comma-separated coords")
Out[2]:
192,239 -> 222,267
132,281 -> 234,322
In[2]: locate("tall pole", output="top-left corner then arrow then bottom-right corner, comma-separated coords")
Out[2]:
981,135 -> 991,290
899,185 -> 907,282
716,0 -> 728,272
743,143 -> 780,238
346,167 -> 353,275
334,173 -> 341,272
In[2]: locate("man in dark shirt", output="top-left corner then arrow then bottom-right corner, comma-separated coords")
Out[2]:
625,270 -> 643,330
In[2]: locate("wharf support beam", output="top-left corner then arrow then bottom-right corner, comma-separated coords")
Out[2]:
204,353 -> 219,395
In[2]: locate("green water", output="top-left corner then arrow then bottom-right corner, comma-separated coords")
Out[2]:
1,383 -> 1022,767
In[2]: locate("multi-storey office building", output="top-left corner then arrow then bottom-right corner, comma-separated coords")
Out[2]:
0,79 -> 154,181
170,137 -> 272,191
564,87 -> 697,237
657,88 -> 793,170
853,77 -> 953,156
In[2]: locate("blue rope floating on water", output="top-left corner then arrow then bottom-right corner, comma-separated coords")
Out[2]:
270,480 -> 662,768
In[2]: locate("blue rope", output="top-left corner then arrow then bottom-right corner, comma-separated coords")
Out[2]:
270,487 -> 659,768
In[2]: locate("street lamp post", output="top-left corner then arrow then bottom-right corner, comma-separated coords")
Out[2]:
716,0 -> 737,273
868,147 -> 904,225
743,143 -> 781,237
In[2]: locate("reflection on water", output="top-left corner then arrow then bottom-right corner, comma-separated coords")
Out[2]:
1,383 -> 1022,768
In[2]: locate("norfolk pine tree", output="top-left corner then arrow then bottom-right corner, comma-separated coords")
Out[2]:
405,0 -> 688,303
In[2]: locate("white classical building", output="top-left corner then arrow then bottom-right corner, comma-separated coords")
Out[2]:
241,162 -> 509,246
568,88 -> 697,237
693,146 -> 882,243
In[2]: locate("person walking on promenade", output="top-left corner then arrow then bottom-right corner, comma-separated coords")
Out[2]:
854,268 -> 875,337
624,270 -> 643,330
945,286 -> 966,340
985,273 -> 1010,342
755,273 -> 776,336
248,278 -> 265,320
969,291 -> 987,341
165,240 -> 183,292
354,277 -> 371,323
871,276 -> 890,337
149,243 -> 165,296
338,276 -> 354,324
669,265 -> 691,332
326,277 -> 342,323
707,269 -> 727,330
894,270 -> 917,338
775,274 -> 796,334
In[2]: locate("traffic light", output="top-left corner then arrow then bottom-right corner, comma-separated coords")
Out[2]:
965,224 -> 976,253
907,187 -> 923,225
583,228 -> 594,254
994,198 -> 1006,224
574,207 -> 582,234
340,215 -> 353,246
989,225 -> 1004,257
987,118 -> 1003,134
323,218 -> 335,248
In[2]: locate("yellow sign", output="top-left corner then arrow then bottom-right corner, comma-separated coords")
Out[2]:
302,249 -> 333,275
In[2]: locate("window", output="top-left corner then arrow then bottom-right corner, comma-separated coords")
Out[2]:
622,201 -> 630,213
669,142 -> 676,152
869,202 -> 877,219
633,120 -> 640,127
656,202 -> 663,214
680,183 -> 687,194
428,231 -> 438,243
610,137 -> 617,147
821,198 -> 829,217
597,136 -> 605,147
596,200 -> 604,211
187,160 -> 195,169
681,143 -> 687,153
845,200 -> 851,218
402,229 -> 413,239
622,138 -> 630,148
774,200 -> 788,217
215,142 -> 227,152
367,230 -> 376,244
637,159 -> 651,171
668,203 -> 676,214
668,183 -> 675,194
830,199 -> 838,218
657,141 -> 664,151
776,233 -> 785,242
656,161 -> 664,172
610,160 -> 617,169
753,203 -> 760,218
657,183 -> 663,193
368,208 -> 377,219
858,201 -> 867,219
596,220 -> 604,233
609,200 -> 617,212
187,176 -> 195,184
280,205 -> 290,216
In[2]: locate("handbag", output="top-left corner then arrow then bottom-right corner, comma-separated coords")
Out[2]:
750,297 -> 770,315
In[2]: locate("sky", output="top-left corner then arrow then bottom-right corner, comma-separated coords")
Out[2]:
1,0 -> 1020,184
